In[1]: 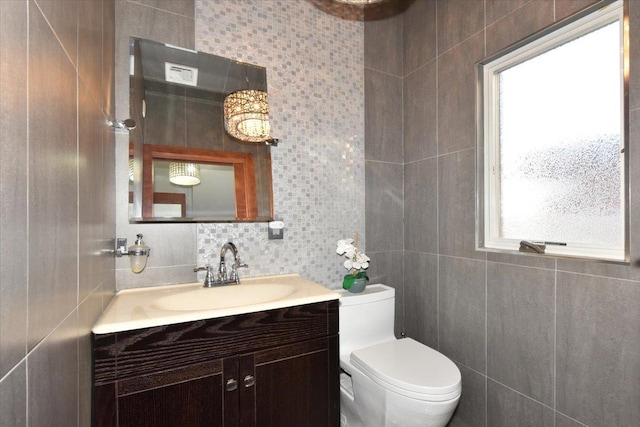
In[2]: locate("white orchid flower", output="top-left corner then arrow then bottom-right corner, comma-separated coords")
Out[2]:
337,237 -> 370,274
356,253 -> 370,263
336,239 -> 354,255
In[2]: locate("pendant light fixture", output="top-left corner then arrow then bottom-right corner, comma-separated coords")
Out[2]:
169,162 -> 201,186
223,89 -> 271,143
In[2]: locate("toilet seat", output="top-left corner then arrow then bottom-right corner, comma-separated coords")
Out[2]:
350,338 -> 461,402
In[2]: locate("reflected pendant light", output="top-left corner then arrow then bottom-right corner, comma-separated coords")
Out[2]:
169,162 -> 201,186
223,89 -> 271,143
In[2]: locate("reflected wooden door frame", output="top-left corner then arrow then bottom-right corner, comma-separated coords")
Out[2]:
142,144 -> 258,219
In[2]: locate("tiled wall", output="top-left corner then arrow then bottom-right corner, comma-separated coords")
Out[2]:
363,9 -> 405,334
373,0 -> 640,426
116,0 -> 366,289
195,0 -> 365,287
0,0 -> 116,425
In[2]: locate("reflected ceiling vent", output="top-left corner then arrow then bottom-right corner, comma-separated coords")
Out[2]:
165,62 -> 198,86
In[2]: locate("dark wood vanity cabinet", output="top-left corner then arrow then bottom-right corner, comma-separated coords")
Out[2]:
92,300 -> 339,427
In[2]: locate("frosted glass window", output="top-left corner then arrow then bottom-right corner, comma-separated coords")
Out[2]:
479,1 -> 626,261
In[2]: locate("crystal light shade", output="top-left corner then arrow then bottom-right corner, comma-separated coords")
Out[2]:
223,89 -> 271,143
169,162 -> 201,186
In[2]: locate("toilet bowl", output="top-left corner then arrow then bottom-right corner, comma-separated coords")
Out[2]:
338,285 -> 461,427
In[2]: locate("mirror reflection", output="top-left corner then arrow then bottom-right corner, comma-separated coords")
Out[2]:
128,37 -> 274,222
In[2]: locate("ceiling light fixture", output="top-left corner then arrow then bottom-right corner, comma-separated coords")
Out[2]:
169,162 -> 201,186
223,89 -> 271,143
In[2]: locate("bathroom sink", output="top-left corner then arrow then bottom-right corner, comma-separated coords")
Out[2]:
151,283 -> 297,311
92,274 -> 341,334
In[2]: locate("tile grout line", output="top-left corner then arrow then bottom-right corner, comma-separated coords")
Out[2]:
553,257 -> 558,427
25,1 -> 31,424
435,0 -> 440,351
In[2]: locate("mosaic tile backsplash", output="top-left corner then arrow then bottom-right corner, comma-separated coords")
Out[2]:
195,0 -> 365,288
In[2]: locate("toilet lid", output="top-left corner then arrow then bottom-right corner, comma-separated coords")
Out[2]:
351,338 -> 461,400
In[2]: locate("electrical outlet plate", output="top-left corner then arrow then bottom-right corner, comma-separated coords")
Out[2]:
268,220 -> 284,240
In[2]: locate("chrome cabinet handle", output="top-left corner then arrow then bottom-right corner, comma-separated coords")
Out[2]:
226,378 -> 238,392
243,375 -> 255,388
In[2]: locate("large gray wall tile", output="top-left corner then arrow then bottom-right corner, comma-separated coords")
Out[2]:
364,11 -> 402,76
436,0 -> 484,55
79,80 -> 106,303
485,0 -> 554,57
134,0 -> 194,17
404,59 -> 437,162
439,256 -> 486,372
27,312 -> 79,427
403,0 -> 436,75
0,361 -> 26,427
556,273 -> 640,426
364,69 -> 403,163
0,0 -> 28,379
487,380 -> 554,427
448,363 -> 486,427
438,149 -> 484,260
487,263 -> 555,406
485,0 -> 529,26
28,3 -> 79,350
404,158 -> 437,253
34,0 -> 78,66
555,413 -> 590,427
367,250 -> 404,335
103,0 -> 116,117
555,0 -> 603,21
365,161 -> 404,252
404,251 -> 438,348
78,0 -> 104,108
487,251 -> 556,270
437,33 -> 484,155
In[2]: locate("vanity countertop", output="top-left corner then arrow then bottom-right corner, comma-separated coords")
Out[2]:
92,273 -> 340,334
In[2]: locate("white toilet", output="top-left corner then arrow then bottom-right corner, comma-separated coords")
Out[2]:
338,284 -> 461,427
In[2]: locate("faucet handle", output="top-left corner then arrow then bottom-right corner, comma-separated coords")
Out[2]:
194,265 -> 216,287
232,257 -> 248,269
194,265 -> 213,273
230,258 -> 248,284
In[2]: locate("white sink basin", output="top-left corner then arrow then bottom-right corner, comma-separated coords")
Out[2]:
151,283 -> 297,311
92,274 -> 341,334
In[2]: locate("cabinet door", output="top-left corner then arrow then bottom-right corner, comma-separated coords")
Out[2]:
116,361 -> 224,427
250,336 -> 339,427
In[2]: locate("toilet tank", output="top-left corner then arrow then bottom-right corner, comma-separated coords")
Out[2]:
338,284 -> 396,357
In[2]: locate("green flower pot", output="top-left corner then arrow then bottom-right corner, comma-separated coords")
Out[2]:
343,272 -> 368,293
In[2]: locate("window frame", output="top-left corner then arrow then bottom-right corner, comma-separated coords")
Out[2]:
476,0 -> 629,262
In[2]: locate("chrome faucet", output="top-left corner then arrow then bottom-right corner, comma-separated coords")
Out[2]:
194,242 -> 248,287
218,242 -> 248,285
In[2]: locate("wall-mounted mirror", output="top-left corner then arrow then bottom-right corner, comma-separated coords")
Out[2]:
128,37 -> 274,222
